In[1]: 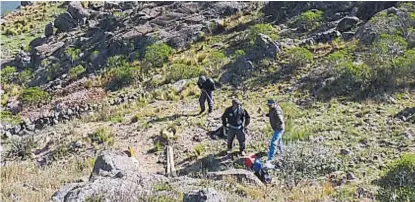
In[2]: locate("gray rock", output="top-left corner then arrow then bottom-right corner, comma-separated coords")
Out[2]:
346,172 -> 357,180
171,79 -> 187,92
21,1 -> 34,6
68,1 -> 91,21
253,34 -> 280,59
342,31 -> 355,41
340,148 -> 352,155
45,22 -> 54,37
207,169 -> 264,186
404,130 -> 413,140
89,150 -> 140,181
184,188 -> 225,202
54,12 -> 78,32
337,16 -> 360,32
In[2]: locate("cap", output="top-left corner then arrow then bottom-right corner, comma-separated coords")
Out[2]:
267,99 -> 275,106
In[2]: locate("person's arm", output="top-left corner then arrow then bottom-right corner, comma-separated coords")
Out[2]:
197,81 -> 203,89
211,79 -> 216,91
275,108 -> 285,130
222,109 -> 228,127
244,109 -> 251,127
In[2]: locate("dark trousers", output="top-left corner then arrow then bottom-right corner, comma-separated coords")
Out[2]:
199,90 -> 213,111
227,128 -> 245,152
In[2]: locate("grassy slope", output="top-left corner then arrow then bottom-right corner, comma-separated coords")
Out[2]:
0,2 -> 65,58
1,3 -> 415,202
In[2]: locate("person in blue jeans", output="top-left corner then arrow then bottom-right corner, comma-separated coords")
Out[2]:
264,99 -> 285,168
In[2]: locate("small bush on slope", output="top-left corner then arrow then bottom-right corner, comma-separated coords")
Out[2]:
376,153 -> 415,201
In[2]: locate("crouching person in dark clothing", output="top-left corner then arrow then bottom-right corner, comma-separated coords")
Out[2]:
222,98 -> 250,156
197,76 -> 216,114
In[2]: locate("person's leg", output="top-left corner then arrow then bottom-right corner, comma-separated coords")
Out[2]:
277,131 -> 284,154
227,128 -> 236,151
207,91 -> 214,113
199,91 -> 206,112
236,129 -> 246,152
268,129 -> 282,161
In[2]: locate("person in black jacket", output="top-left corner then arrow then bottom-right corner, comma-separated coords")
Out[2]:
197,76 -> 216,114
221,98 -> 250,155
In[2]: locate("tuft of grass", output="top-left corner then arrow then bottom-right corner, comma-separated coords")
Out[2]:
88,126 -> 115,147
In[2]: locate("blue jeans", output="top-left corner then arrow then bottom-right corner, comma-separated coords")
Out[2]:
268,129 -> 284,160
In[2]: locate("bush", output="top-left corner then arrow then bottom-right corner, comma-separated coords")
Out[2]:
277,142 -> 341,187
88,126 -> 115,147
248,23 -> 278,44
377,153 -> 415,201
165,64 -> 203,83
9,136 -> 37,159
292,10 -> 324,31
1,66 -> 16,84
144,43 -> 173,68
19,87 -> 49,105
68,65 -> 86,80
284,47 -> 314,67
17,69 -> 33,85
105,65 -> 141,91
65,48 -> 81,63
103,56 -> 141,91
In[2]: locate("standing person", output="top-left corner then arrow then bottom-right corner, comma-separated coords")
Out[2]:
197,76 -> 216,114
265,99 -> 285,168
222,98 -> 251,155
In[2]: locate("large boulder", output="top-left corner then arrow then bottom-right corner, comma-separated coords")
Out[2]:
184,188 -> 225,202
68,1 -> 91,21
54,12 -> 78,32
337,16 -> 360,32
52,150 -> 169,202
89,150 -> 140,181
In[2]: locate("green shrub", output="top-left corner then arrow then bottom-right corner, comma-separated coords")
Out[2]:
9,136 -> 37,159
377,153 -> 415,201
1,66 -> 16,84
277,142 -> 340,187
165,64 -> 203,83
233,50 -> 246,58
106,55 -> 128,68
19,87 -> 49,105
104,56 -> 141,91
292,10 -> 324,31
65,48 -> 81,63
68,65 -> 86,80
284,47 -> 314,67
144,43 -> 173,68
0,111 -> 21,125
17,69 -> 33,85
88,126 -> 115,147
105,65 -> 141,91
248,23 -> 278,44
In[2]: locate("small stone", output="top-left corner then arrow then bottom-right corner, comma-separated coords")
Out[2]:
340,148 -> 352,155
404,130 -> 413,140
346,172 -> 357,180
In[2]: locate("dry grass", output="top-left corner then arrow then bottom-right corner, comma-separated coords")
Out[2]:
1,157 -> 93,202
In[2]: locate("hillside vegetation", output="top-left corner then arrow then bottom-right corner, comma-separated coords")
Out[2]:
1,2 -> 414,202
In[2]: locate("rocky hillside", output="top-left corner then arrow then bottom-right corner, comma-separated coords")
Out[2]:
1,1 -> 414,202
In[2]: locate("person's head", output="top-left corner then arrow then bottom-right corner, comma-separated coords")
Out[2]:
232,98 -> 241,109
198,76 -> 207,84
267,99 -> 276,109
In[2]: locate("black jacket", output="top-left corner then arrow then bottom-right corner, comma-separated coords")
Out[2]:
222,106 -> 250,128
198,78 -> 216,91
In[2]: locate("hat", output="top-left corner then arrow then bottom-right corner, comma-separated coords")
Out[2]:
198,76 -> 206,83
267,99 -> 275,106
232,98 -> 241,105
